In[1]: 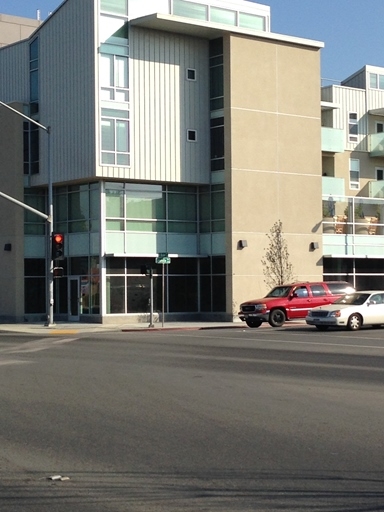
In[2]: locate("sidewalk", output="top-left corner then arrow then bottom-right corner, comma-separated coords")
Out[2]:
0,320 -> 306,335
0,320 -> 248,335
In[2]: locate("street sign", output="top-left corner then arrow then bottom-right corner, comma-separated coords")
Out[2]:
156,256 -> 171,264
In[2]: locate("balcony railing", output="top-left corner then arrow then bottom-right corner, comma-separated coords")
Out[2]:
321,126 -> 344,153
322,196 -> 384,256
369,132 -> 384,157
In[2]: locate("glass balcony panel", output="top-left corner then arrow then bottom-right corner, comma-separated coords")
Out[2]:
369,132 -> 384,157
321,127 -> 344,153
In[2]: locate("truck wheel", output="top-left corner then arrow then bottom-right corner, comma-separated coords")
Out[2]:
268,309 -> 286,327
245,319 -> 262,328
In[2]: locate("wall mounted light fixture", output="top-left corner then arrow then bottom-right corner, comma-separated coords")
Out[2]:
238,239 -> 248,249
310,241 -> 319,251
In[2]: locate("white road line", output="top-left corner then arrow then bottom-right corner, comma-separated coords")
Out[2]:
170,332 -> 384,351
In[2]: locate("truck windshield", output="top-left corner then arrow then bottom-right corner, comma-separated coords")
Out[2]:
265,286 -> 291,298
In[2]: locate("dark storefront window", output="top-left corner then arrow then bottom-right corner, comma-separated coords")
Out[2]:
24,259 -> 45,314
105,256 -> 226,314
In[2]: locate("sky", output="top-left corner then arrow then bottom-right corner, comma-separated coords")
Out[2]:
0,0 -> 383,83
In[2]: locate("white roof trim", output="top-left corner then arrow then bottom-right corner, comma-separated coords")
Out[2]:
130,13 -> 324,48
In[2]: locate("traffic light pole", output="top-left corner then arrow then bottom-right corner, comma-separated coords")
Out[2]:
46,130 -> 54,326
0,101 -> 54,326
149,270 -> 154,328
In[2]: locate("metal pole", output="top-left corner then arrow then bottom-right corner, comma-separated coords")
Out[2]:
149,269 -> 154,328
46,129 -> 54,326
0,101 -> 53,327
162,263 -> 165,327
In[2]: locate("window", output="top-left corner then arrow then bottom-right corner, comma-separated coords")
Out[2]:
210,116 -> 224,171
310,285 -> 326,297
100,0 -> 127,15
349,158 -> 360,190
199,184 -> 225,233
187,130 -> 197,142
370,73 -> 384,90
53,183 -> 100,234
210,7 -> 236,26
101,108 -> 130,166
209,38 -> 223,111
100,54 -> 129,102
24,189 -> 46,235
294,286 -> 308,298
24,122 -> 39,175
105,183 -> 198,234
377,123 -> 384,133
377,168 -> 384,181
348,112 -> 358,142
370,73 -> 378,89
173,0 -> 208,20
29,38 -> 39,108
239,12 -> 265,30
186,68 -> 196,81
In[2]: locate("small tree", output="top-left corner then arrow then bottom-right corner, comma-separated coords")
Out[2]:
261,220 -> 294,288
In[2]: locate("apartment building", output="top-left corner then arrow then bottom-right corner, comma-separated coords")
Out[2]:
0,0 -> 323,324
0,13 -> 41,47
322,65 -> 384,289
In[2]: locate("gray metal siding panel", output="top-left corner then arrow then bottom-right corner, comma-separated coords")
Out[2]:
33,0 -> 97,187
130,26 -> 210,184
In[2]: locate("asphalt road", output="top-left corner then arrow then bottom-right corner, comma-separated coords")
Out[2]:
1,326 -> 384,511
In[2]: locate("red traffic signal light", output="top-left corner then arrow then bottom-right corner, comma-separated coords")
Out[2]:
52,233 -> 65,260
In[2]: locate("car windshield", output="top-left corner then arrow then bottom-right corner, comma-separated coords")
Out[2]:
265,286 -> 291,298
333,293 -> 370,305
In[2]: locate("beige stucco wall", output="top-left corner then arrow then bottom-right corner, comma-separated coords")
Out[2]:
224,35 -> 323,316
0,104 -> 26,321
0,14 -> 40,47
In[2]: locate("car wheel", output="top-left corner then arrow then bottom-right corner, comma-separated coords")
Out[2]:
347,313 -> 362,331
268,309 -> 286,327
315,325 -> 329,331
245,319 -> 262,328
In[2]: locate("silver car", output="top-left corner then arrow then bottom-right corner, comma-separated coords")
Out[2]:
306,291 -> 384,331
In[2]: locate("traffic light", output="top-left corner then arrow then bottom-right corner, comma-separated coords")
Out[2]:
51,233 -> 65,260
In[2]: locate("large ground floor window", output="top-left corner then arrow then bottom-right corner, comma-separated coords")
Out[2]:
106,256 -> 226,315
323,257 -> 384,290
24,255 -> 226,318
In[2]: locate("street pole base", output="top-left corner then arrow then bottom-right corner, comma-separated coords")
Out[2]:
148,323 -> 155,328
44,322 -> 56,327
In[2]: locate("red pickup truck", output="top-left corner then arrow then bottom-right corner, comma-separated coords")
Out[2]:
238,281 -> 355,328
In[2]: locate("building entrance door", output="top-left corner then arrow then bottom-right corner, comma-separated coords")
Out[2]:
68,277 -> 81,321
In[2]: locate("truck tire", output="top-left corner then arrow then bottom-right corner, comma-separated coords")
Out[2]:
245,319 -> 262,328
268,309 -> 286,327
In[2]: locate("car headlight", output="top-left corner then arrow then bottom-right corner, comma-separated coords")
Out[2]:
330,310 -> 341,318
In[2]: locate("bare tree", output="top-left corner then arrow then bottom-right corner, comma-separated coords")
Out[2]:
261,220 -> 294,288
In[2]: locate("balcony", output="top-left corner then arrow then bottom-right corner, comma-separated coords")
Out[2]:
321,126 -> 344,153
369,132 -> 384,157
322,196 -> 384,257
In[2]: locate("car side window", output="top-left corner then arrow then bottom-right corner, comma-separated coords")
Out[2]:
310,285 -> 326,297
371,294 -> 384,304
294,286 -> 309,298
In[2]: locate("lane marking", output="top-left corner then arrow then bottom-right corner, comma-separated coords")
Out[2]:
167,331 -> 384,351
